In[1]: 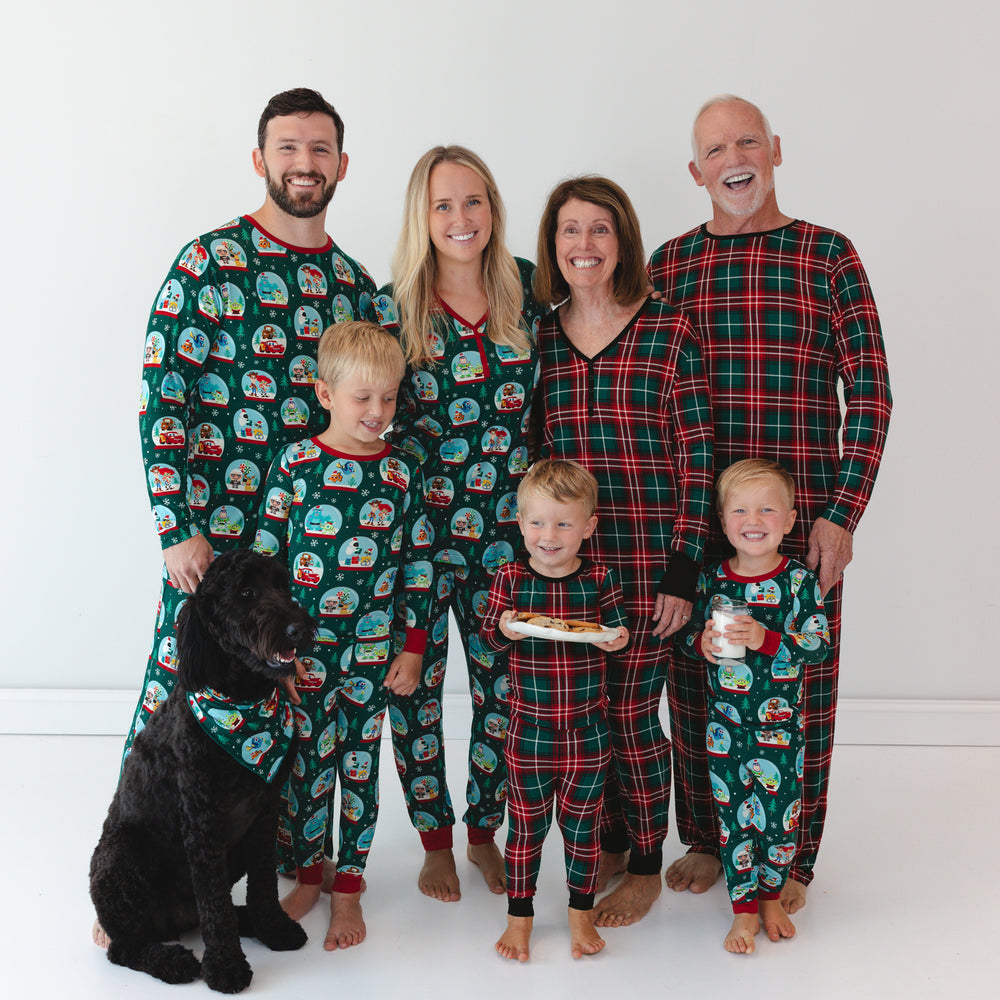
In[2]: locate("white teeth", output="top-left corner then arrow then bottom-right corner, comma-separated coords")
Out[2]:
725,173 -> 752,185
572,258 -> 600,268
450,232 -> 475,242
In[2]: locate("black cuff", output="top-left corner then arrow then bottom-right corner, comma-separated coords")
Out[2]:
600,826 -> 630,855
568,891 -> 595,912
656,551 -> 700,602
507,896 -> 534,918
627,847 -> 663,876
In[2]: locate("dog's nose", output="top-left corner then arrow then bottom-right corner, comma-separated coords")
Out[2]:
285,624 -> 301,638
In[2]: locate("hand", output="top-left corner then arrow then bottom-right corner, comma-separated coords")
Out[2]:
700,619 -> 721,663
280,657 -> 307,706
595,625 -> 629,652
383,651 -> 423,696
805,517 -> 853,596
498,610 -> 526,641
652,594 -> 693,638
721,615 -> 767,652
163,532 -> 215,594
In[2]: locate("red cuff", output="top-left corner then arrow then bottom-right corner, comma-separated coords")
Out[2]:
297,863 -> 323,886
403,628 -> 428,654
331,872 -> 363,894
758,629 -> 783,658
419,826 -> 454,851
467,824 -> 496,846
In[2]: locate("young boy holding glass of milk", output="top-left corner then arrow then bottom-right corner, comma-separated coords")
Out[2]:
682,459 -> 831,955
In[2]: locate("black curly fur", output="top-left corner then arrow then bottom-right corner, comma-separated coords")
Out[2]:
90,550 -> 315,993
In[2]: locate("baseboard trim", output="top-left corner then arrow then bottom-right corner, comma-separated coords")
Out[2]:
1,690 -> 997,746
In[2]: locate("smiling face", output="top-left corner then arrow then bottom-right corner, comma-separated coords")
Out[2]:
427,161 -> 493,265
554,198 -> 620,297
253,112 -> 348,220
689,100 -> 783,232
315,371 -> 398,455
516,493 -> 597,578
719,477 -> 797,574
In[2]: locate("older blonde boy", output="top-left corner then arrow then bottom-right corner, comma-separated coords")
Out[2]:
253,321 -> 431,949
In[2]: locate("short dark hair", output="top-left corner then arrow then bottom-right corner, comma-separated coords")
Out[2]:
257,88 -> 344,153
534,175 -> 647,308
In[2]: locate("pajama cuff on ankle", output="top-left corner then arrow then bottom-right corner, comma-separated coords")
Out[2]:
568,891 -> 594,911
600,828 -> 630,855
732,901 -> 759,914
419,827 -> 454,852
331,872 -> 363,894
758,890 -> 781,902
507,896 -> 534,917
467,824 -> 496,846
297,864 -> 323,886
627,847 -> 662,876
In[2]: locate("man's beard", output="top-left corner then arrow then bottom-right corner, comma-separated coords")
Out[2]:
265,165 -> 337,219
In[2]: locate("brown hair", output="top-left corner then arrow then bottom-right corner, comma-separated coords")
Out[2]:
534,175 -> 647,307
258,88 -> 345,153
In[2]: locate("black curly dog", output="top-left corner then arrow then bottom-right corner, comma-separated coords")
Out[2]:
90,550 -> 315,993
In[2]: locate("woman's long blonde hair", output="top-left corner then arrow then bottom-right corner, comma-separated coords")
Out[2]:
390,145 -> 529,369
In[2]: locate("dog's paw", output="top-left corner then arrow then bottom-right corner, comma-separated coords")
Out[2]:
156,943 -> 202,984
201,952 -> 252,995
257,915 -> 308,952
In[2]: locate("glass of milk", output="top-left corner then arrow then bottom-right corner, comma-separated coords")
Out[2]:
711,597 -> 749,658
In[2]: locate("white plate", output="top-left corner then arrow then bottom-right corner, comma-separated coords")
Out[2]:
508,620 -> 619,644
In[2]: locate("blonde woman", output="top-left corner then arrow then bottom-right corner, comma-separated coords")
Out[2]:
374,146 -> 545,901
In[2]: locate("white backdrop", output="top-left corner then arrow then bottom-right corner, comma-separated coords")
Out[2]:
1,0 -> 997,709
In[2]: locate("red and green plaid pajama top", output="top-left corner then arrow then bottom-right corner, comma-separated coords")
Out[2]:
648,220 -> 892,883
538,299 -> 714,859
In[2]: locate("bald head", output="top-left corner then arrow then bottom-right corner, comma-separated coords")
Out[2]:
691,95 -> 775,166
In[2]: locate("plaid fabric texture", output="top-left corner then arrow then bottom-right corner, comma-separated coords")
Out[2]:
480,558 -> 628,727
649,221 -> 890,882
537,300 -> 714,855
504,715 -> 610,898
538,300 -> 714,609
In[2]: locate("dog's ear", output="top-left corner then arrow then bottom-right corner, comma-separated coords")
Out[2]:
176,592 -> 216,692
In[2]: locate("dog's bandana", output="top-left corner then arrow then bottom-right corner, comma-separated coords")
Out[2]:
186,686 -> 295,783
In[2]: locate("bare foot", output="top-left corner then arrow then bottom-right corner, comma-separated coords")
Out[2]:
419,848 -> 461,901
664,853 -> 722,893
281,880 -> 322,921
467,841 -> 506,894
495,915 -> 532,962
92,918 -> 110,949
324,891 -> 366,950
724,912 -> 760,953
779,877 -> 807,913
760,899 -> 796,942
593,872 -> 661,927
568,907 -> 606,959
596,850 -> 629,892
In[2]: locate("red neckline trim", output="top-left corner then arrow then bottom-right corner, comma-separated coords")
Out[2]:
243,215 -> 334,255
722,555 -> 790,583
436,295 -> 488,331
309,437 -> 391,462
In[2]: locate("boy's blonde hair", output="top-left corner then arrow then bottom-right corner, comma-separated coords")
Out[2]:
316,321 -> 406,387
517,459 -> 599,518
390,145 -> 530,368
715,459 -> 796,513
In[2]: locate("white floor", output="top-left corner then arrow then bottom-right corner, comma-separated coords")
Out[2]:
4,734 -> 996,999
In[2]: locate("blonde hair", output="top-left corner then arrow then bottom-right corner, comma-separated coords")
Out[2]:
517,459 -> 599,518
715,459 -> 795,514
390,145 -> 529,368
316,321 -> 406,387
